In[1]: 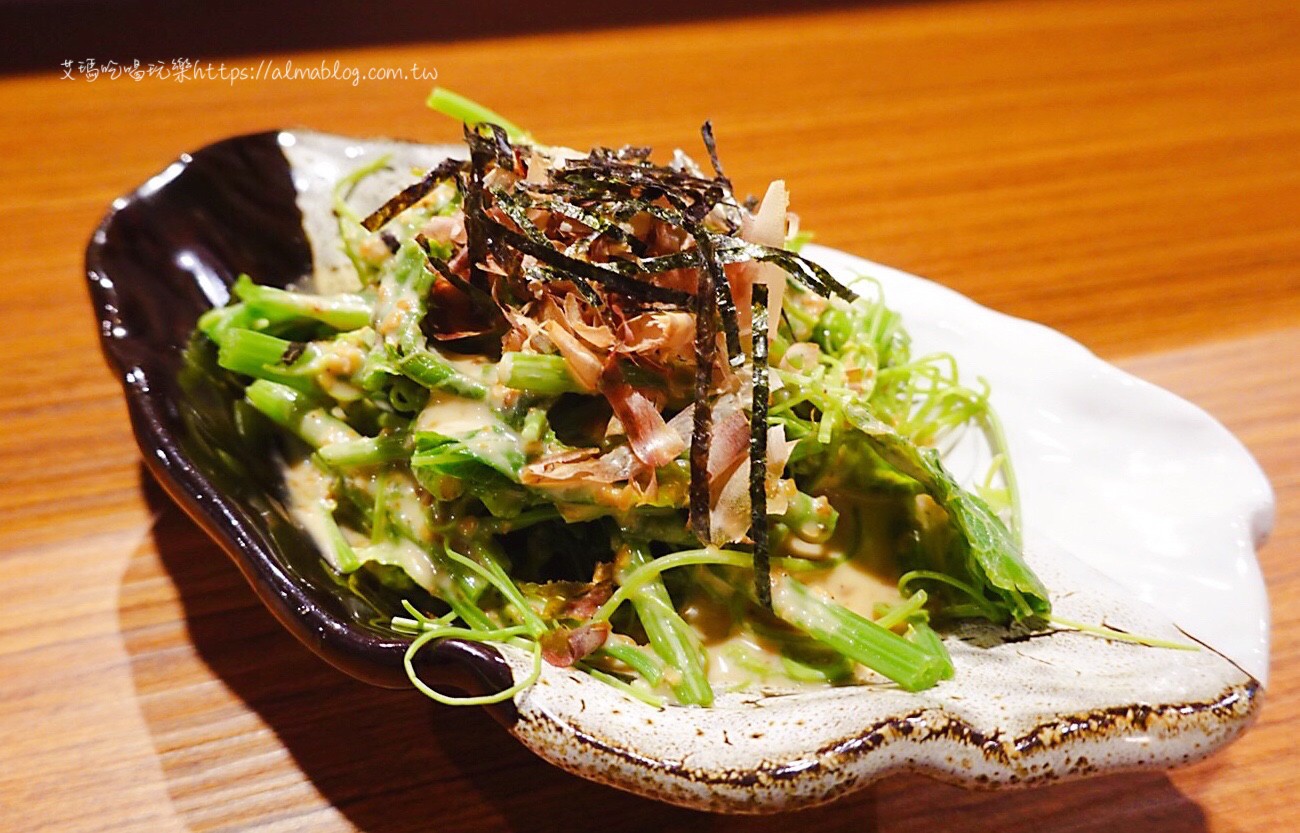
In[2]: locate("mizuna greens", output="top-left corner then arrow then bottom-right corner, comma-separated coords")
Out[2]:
196,90 -> 1055,707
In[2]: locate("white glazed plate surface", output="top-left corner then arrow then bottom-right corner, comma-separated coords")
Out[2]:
280,130 -> 1273,812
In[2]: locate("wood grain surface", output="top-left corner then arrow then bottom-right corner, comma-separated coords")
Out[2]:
1,0 -> 1297,830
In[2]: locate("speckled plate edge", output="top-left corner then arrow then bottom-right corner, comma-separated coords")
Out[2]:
87,129 -> 1272,814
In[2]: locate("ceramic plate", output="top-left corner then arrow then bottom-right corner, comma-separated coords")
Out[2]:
87,129 -> 1273,813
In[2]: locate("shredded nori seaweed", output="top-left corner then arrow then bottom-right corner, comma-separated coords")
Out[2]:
360,157 -> 465,232
689,222 -> 743,366
481,216 -> 691,306
749,282 -> 772,609
357,122 -> 865,557
700,121 -> 729,187
524,263 -> 605,307
715,239 -> 858,302
689,258 -> 717,544
415,232 -> 496,317
554,158 -> 721,201
462,126 -> 495,296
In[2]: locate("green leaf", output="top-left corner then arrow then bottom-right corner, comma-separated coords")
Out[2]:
844,405 -> 1050,622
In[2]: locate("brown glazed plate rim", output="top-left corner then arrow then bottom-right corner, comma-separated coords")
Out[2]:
84,131 -> 517,706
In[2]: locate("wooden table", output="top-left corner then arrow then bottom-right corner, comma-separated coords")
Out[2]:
2,0 -> 1296,829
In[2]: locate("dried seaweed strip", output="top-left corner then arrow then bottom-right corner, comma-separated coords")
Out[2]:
713,270 -> 743,366
749,282 -> 772,609
700,121 -> 728,184
633,249 -> 704,275
600,198 -> 688,231
600,189 -> 723,255
512,232 -> 607,310
415,233 -> 501,324
488,188 -> 691,296
690,224 -> 743,365
461,188 -> 490,293
577,165 -> 729,233
502,190 -> 644,265
561,273 -> 606,308
689,258 -> 717,544
771,249 -> 858,302
713,239 -> 859,302
650,182 -> 718,228
582,249 -> 698,278
486,123 -> 522,172
543,198 -> 612,233
564,158 -> 716,191
461,125 -> 495,295
491,188 -> 553,245
551,160 -> 721,207
461,121 -> 521,172
414,233 -> 471,293
360,157 -> 465,232
479,215 -> 691,306
544,199 -> 648,257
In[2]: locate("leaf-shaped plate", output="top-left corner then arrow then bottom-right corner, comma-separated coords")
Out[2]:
86,129 -> 1272,813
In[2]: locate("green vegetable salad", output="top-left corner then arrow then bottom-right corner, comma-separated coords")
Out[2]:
196,89 -> 1058,708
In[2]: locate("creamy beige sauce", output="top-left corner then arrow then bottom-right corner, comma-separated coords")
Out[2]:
354,538 -> 441,592
283,456 -> 347,571
441,350 -> 493,381
415,392 -> 497,436
691,617 -> 861,695
386,470 -> 433,545
678,593 -> 784,692
415,391 -> 525,482
678,554 -> 906,694
679,485 -> 911,693
802,559 -> 903,617
698,630 -> 800,693
300,412 -> 357,448
283,457 -> 443,591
